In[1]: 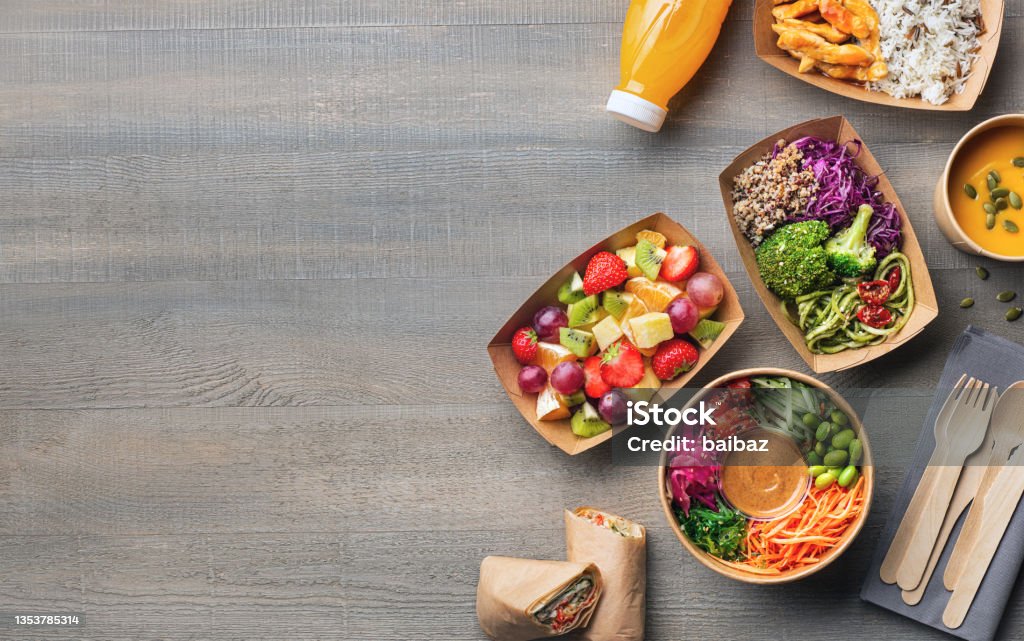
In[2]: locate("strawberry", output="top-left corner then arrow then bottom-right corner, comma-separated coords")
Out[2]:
583,251 -> 628,296
511,327 -> 538,364
661,245 -> 700,282
583,356 -> 612,399
600,340 -> 645,387
652,339 -> 699,381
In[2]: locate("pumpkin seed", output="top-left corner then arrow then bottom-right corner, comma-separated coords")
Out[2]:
990,169 -> 1002,183
986,212 -> 997,229
991,187 -> 1010,199
1007,307 -> 1023,322
983,201 -> 997,215
997,291 -> 1017,302
964,183 -> 978,199
977,266 -> 990,280
997,197 -> 1009,211
1011,192 -> 1023,209
1013,157 -> 1024,167
1004,220 -> 1020,233
988,175 -> 998,190
960,297 -> 975,308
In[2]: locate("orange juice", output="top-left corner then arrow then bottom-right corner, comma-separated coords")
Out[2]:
607,0 -> 733,132
948,125 -> 1024,257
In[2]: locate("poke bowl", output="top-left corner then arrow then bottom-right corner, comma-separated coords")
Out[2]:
657,368 -> 874,584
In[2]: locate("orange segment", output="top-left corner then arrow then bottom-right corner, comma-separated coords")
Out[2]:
535,341 -> 576,372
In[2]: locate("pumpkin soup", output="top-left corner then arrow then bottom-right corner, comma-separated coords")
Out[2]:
949,125 -> 1024,256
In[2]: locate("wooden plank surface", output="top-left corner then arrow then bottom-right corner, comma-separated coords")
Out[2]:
1,0 -> 1024,639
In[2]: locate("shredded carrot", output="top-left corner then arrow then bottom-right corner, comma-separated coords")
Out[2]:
739,477 -> 865,573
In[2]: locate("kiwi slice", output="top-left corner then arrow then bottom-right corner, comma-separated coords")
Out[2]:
602,290 -> 631,320
689,319 -> 726,349
559,327 -> 597,358
571,402 -> 611,438
557,271 -> 586,305
635,239 -> 667,281
558,390 -> 586,407
568,295 -> 601,328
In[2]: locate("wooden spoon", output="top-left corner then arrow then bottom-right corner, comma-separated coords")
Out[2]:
880,374 -> 969,584
896,379 -> 996,591
943,453 -> 1024,629
943,381 -> 1024,590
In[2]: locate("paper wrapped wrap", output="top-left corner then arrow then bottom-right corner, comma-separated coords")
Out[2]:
476,556 -> 602,641
565,507 -> 646,641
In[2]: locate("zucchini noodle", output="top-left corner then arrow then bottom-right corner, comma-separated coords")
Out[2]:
788,252 -> 914,354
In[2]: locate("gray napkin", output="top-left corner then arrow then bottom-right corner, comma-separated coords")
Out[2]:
862,326 -> 1024,641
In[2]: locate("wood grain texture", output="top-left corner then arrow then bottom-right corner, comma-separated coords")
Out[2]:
1,0 -> 1024,638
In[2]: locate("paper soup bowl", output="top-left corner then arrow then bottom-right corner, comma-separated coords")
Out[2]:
657,368 -> 874,584
933,114 -> 1024,262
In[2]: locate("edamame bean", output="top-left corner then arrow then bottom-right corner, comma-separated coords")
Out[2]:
814,441 -> 828,458
816,422 -> 832,442
802,412 -> 819,428
838,465 -> 859,488
809,465 -> 828,478
815,472 -> 837,490
806,451 -> 823,466
830,410 -> 849,426
849,439 -> 863,465
832,429 -> 856,450
823,450 -> 849,467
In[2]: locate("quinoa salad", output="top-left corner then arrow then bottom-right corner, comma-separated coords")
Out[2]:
731,141 -> 818,246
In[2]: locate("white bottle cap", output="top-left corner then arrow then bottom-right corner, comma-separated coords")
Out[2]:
606,90 -> 667,133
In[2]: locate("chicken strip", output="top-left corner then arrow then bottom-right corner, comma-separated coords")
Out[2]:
772,0 -> 819,21
774,18 -> 851,43
815,61 -> 871,82
817,0 -> 871,39
776,29 -> 874,66
842,0 -> 887,80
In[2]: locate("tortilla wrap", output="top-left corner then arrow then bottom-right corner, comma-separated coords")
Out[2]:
564,507 -> 646,641
476,556 -> 603,641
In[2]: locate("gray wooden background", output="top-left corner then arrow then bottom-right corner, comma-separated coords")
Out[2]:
2,1 -> 1024,639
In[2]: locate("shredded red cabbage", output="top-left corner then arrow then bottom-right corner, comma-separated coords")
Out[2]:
776,136 -> 902,257
667,438 -> 720,516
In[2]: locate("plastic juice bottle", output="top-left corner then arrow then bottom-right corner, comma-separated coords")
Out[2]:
607,0 -> 733,132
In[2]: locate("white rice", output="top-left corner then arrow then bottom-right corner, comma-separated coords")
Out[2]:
868,0 -> 983,105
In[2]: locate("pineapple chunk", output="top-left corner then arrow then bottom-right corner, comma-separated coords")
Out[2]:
628,312 -> 674,349
623,364 -> 662,402
619,296 -> 653,354
536,385 -> 571,421
616,246 -> 643,278
592,315 -> 624,352
536,342 -> 576,373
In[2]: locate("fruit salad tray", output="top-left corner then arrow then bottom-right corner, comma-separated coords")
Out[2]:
489,213 -> 745,455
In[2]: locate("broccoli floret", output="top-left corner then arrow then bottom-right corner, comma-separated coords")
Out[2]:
825,204 -> 878,278
755,221 -> 836,299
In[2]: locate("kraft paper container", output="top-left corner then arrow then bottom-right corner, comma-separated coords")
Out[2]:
565,508 -> 646,641
753,0 -> 1005,111
658,368 -> 875,584
489,213 -> 745,456
933,113 -> 1024,262
718,116 -> 938,373
476,556 -> 602,641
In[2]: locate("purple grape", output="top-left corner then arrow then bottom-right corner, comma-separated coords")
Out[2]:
517,365 -> 547,394
687,272 -> 724,309
533,306 -> 569,343
598,389 -> 628,425
667,297 -> 700,334
550,361 -> 585,395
